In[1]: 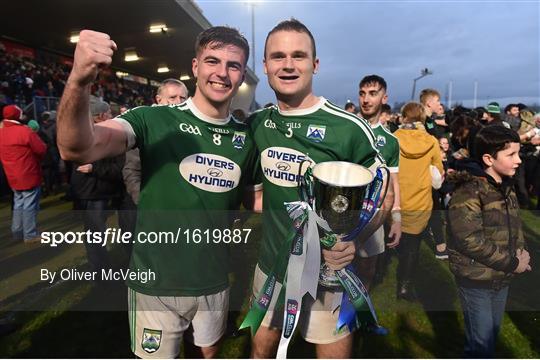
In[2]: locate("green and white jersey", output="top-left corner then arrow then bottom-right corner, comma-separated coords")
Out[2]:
114,98 -> 258,296
371,122 -> 399,173
249,97 -> 384,277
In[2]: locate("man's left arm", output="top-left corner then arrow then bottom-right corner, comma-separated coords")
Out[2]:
243,187 -> 263,212
242,140 -> 263,212
386,171 -> 401,248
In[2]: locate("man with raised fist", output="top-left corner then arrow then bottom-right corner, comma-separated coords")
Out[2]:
57,28 -> 261,359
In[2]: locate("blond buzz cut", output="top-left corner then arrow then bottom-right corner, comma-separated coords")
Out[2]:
419,88 -> 440,105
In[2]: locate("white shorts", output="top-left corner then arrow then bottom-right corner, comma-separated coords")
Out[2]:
128,287 -> 229,358
252,264 -> 351,344
357,226 -> 385,258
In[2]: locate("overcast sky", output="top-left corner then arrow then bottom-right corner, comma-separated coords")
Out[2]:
196,0 -> 539,109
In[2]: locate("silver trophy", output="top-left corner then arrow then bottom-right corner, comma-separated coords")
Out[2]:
311,161 -> 386,289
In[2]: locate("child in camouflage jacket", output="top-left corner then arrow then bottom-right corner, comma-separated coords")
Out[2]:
448,125 -> 531,358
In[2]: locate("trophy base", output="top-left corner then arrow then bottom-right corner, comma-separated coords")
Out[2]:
318,264 -> 342,290
318,278 -> 342,290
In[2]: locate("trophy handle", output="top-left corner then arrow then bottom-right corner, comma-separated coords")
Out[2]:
341,166 -> 390,242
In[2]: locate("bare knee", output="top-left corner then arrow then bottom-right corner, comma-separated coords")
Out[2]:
184,340 -> 220,359
315,334 -> 353,359
251,326 -> 281,358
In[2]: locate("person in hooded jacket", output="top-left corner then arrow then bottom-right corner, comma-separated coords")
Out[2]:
448,126 -> 530,358
393,102 -> 444,301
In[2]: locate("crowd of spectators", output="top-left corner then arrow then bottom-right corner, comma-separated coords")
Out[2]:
380,99 -> 540,211
0,50 -> 68,106
0,47 -> 155,112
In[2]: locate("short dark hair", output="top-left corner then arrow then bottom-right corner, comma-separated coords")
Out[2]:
344,102 -> 356,111
504,103 -> 518,113
380,104 -> 392,115
359,75 -> 387,92
195,26 -> 250,66
487,112 -> 501,122
452,105 -> 471,117
264,18 -> 316,59
473,107 -> 486,121
473,126 -> 520,166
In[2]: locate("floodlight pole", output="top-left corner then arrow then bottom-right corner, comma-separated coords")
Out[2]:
473,80 -> 478,108
250,2 -> 256,73
411,68 -> 433,100
448,80 -> 453,109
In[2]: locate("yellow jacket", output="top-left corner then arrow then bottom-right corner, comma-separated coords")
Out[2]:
395,126 -> 444,234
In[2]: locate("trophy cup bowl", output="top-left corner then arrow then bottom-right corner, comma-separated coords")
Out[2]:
312,161 -> 375,289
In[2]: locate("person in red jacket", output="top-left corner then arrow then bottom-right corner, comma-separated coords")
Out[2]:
0,105 -> 46,243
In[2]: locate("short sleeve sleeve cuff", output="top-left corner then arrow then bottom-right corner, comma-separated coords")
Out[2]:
112,117 -> 137,149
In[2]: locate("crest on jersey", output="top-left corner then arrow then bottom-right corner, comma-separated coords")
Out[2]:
141,328 -> 162,353
376,135 -> 386,148
232,131 -> 246,149
306,125 -> 326,142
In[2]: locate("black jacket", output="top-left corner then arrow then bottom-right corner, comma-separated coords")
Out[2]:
71,154 -> 125,200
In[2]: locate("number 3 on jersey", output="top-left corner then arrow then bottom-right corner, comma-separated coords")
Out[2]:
285,127 -> 293,138
213,133 -> 222,145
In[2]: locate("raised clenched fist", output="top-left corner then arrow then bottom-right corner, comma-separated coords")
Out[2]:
69,30 -> 117,87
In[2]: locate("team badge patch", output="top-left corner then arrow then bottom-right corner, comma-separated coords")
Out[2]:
232,131 -> 246,149
376,135 -> 386,147
141,328 -> 162,353
306,125 -> 326,142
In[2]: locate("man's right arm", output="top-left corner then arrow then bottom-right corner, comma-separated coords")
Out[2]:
57,30 -> 127,164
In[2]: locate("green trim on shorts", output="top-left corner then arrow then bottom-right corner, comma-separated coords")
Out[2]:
134,289 -> 137,353
127,279 -> 229,297
129,288 -> 132,352
130,288 -> 136,353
